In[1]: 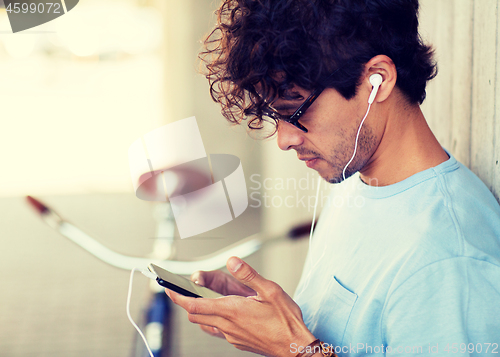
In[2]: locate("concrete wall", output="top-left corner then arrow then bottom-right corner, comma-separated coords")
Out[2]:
420,0 -> 500,203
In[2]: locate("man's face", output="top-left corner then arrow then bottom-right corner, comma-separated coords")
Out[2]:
274,85 -> 379,183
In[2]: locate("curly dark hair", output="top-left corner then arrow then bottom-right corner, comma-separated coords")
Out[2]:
200,0 -> 437,131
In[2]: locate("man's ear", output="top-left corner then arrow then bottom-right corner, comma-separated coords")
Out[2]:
363,55 -> 397,103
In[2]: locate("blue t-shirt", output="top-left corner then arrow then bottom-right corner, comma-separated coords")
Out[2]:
294,153 -> 500,356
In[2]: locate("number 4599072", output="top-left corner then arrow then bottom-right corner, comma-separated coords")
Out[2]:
6,2 -> 62,14
444,343 -> 498,354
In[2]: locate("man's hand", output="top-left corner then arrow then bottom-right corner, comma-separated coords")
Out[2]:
165,256 -> 316,357
190,266 -> 257,338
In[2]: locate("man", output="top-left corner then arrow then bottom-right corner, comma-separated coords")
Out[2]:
165,0 -> 500,356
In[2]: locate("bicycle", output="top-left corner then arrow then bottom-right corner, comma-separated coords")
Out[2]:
26,195 -> 311,357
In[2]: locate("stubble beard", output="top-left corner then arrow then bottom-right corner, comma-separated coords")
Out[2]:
325,123 -> 377,184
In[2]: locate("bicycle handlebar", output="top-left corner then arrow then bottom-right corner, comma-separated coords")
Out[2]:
59,221 -> 266,273
26,196 -> 305,274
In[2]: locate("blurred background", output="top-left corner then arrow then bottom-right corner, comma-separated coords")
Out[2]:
0,0 -> 499,356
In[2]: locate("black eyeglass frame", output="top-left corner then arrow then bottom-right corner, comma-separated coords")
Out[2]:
262,70 -> 340,133
263,87 -> 324,133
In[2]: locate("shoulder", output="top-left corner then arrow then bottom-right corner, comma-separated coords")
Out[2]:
431,161 -> 500,259
377,158 -> 500,300
436,161 -> 500,218
394,157 -> 500,262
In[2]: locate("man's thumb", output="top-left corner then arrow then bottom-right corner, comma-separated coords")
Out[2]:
227,256 -> 267,293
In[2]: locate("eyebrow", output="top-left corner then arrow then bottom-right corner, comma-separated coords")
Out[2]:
271,102 -> 301,112
271,91 -> 305,111
282,90 -> 305,100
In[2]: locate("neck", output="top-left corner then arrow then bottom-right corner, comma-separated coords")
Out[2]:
359,99 -> 449,187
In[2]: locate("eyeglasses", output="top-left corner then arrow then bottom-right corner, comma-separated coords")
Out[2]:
263,86 -> 324,133
261,70 -> 339,133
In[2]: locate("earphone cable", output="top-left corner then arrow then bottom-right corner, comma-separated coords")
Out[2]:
342,102 -> 373,181
308,175 -> 322,270
294,175 -> 325,301
127,268 -> 155,357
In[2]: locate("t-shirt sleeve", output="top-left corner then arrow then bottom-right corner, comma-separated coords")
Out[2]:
381,257 -> 500,356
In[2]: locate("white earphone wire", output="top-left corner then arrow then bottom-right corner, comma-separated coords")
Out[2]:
342,102 -> 373,181
127,268 -> 155,357
308,175 -> 323,270
293,175 -> 325,301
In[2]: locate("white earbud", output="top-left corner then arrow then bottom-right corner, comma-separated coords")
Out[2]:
342,73 -> 383,181
368,73 -> 383,104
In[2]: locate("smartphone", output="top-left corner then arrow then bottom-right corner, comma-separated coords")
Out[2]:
148,263 -> 223,299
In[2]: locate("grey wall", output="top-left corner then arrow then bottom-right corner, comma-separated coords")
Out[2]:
420,0 -> 500,203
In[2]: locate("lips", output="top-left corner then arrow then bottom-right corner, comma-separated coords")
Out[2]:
305,158 -> 320,168
298,156 -> 317,161
298,156 -> 320,168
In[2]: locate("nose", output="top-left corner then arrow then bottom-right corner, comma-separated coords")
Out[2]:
277,121 -> 305,151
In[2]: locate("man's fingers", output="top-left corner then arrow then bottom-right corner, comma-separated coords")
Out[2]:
226,257 -> 274,296
199,324 -> 226,339
165,288 -> 237,317
190,271 -> 205,286
166,289 -> 233,337
187,313 -> 228,331
189,269 -> 258,297
189,270 -> 229,294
